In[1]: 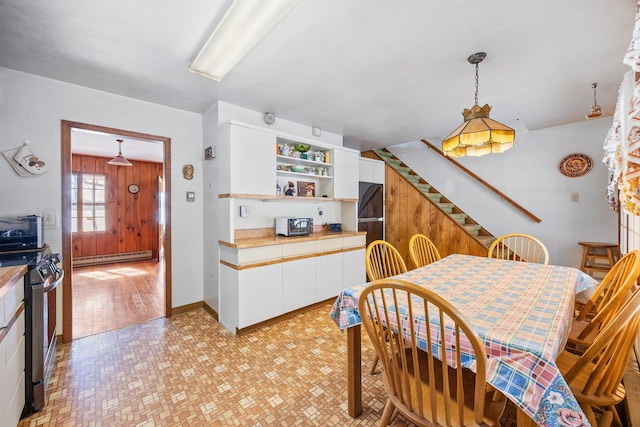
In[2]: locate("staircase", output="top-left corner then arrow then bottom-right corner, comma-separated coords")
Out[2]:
373,148 -> 496,248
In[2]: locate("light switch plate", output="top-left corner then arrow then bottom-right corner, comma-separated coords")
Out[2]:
37,208 -> 59,228
240,205 -> 250,217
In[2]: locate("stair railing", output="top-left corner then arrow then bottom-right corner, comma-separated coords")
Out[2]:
422,139 -> 541,223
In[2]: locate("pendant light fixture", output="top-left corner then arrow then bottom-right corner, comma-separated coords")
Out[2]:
586,82 -> 603,119
107,139 -> 132,166
442,52 -> 515,158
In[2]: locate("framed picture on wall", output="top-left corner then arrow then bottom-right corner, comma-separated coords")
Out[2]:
297,181 -> 315,197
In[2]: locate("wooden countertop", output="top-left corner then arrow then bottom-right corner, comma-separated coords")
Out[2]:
0,265 -> 27,299
220,230 -> 366,249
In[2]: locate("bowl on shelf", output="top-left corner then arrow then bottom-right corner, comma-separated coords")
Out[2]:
291,166 -> 305,173
294,143 -> 310,153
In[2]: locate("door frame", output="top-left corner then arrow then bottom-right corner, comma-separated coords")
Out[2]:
61,120 -> 172,343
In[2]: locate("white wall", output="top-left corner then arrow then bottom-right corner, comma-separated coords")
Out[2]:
202,102 -> 219,312
0,67 -> 204,331
388,117 -> 617,268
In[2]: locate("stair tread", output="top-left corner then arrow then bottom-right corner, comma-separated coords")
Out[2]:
450,213 -> 467,223
463,223 -> 482,229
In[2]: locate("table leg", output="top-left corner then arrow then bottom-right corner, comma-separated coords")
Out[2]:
347,325 -> 362,417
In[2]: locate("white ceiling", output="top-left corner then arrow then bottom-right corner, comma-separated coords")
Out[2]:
0,0 -> 636,158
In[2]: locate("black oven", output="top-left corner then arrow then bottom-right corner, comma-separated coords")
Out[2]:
0,246 -> 63,417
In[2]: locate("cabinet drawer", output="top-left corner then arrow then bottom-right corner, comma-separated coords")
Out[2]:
221,245 -> 283,265
343,235 -> 366,249
282,241 -> 316,257
4,281 -> 24,325
314,238 -> 342,252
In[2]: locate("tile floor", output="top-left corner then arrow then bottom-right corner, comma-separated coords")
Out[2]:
19,303 -> 516,426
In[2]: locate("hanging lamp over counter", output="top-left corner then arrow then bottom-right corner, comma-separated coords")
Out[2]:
586,82 -> 603,119
107,139 -> 133,166
442,52 -> 515,158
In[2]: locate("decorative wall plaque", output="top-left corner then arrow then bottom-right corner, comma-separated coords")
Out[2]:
559,153 -> 593,177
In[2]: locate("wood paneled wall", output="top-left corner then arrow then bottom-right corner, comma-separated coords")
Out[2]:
72,154 -> 163,258
361,151 -> 488,268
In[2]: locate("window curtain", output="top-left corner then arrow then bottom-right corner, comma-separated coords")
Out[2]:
607,1 -> 640,214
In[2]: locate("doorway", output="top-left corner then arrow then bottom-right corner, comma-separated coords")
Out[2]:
61,120 -> 172,343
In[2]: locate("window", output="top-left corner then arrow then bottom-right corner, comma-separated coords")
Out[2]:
72,173 -> 106,232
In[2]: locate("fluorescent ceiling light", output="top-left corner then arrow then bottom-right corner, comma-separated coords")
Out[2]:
189,0 -> 298,81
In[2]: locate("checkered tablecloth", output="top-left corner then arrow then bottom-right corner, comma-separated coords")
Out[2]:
329,254 -> 599,427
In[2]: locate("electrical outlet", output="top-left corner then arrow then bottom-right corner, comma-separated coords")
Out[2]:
318,207 -> 323,216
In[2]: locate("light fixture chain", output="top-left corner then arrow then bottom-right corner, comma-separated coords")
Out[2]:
474,63 -> 479,106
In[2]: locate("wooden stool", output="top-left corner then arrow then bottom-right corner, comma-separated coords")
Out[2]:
578,242 -> 619,276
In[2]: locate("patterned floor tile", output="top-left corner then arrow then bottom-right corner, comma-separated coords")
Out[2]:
19,303 -> 516,426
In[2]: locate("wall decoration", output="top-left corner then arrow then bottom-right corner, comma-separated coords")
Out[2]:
182,164 -> 194,180
297,181 -> 315,197
558,153 -> 593,177
2,140 -> 48,176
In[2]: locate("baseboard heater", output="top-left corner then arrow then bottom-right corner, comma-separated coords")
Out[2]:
73,250 -> 153,266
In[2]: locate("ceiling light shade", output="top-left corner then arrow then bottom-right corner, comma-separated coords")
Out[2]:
442,52 -> 515,158
586,82 -> 603,119
107,139 -> 132,166
189,0 -> 298,81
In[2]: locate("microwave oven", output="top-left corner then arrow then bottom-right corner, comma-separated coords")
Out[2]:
275,217 -> 312,237
0,215 -> 44,251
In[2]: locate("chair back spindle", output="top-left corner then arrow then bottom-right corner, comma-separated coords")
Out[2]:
359,279 -> 506,426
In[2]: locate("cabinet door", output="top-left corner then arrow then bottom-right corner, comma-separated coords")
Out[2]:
229,124 -> 277,195
282,257 -> 316,312
333,148 -> 359,199
343,248 -> 366,288
372,159 -> 385,184
238,264 -> 283,328
316,252 -> 343,300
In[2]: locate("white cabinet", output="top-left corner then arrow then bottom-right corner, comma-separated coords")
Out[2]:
0,311 -> 25,427
219,122 -> 277,195
333,148 -> 359,199
343,248 -> 366,288
316,252 -> 343,300
220,263 -> 283,331
0,271 -> 25,427
283,257 -> 316,312
219,234 -> 366,334
359,157 -> 385,184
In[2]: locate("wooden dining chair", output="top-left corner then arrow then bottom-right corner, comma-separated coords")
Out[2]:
359,279 -> 506,426
408,234 -> 441,269
365,240 -> 408,374
487,233 -> 550,265
567,250 -> 640,352
365,240 -> 408,282
556,287 -> 640,427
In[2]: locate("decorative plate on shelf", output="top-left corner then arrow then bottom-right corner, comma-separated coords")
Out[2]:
558,153 -> 593,177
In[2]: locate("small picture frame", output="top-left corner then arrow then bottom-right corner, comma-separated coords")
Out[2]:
297,181 -> 315,197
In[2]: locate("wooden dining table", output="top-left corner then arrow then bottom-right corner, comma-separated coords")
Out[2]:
329,254 -> 599,427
